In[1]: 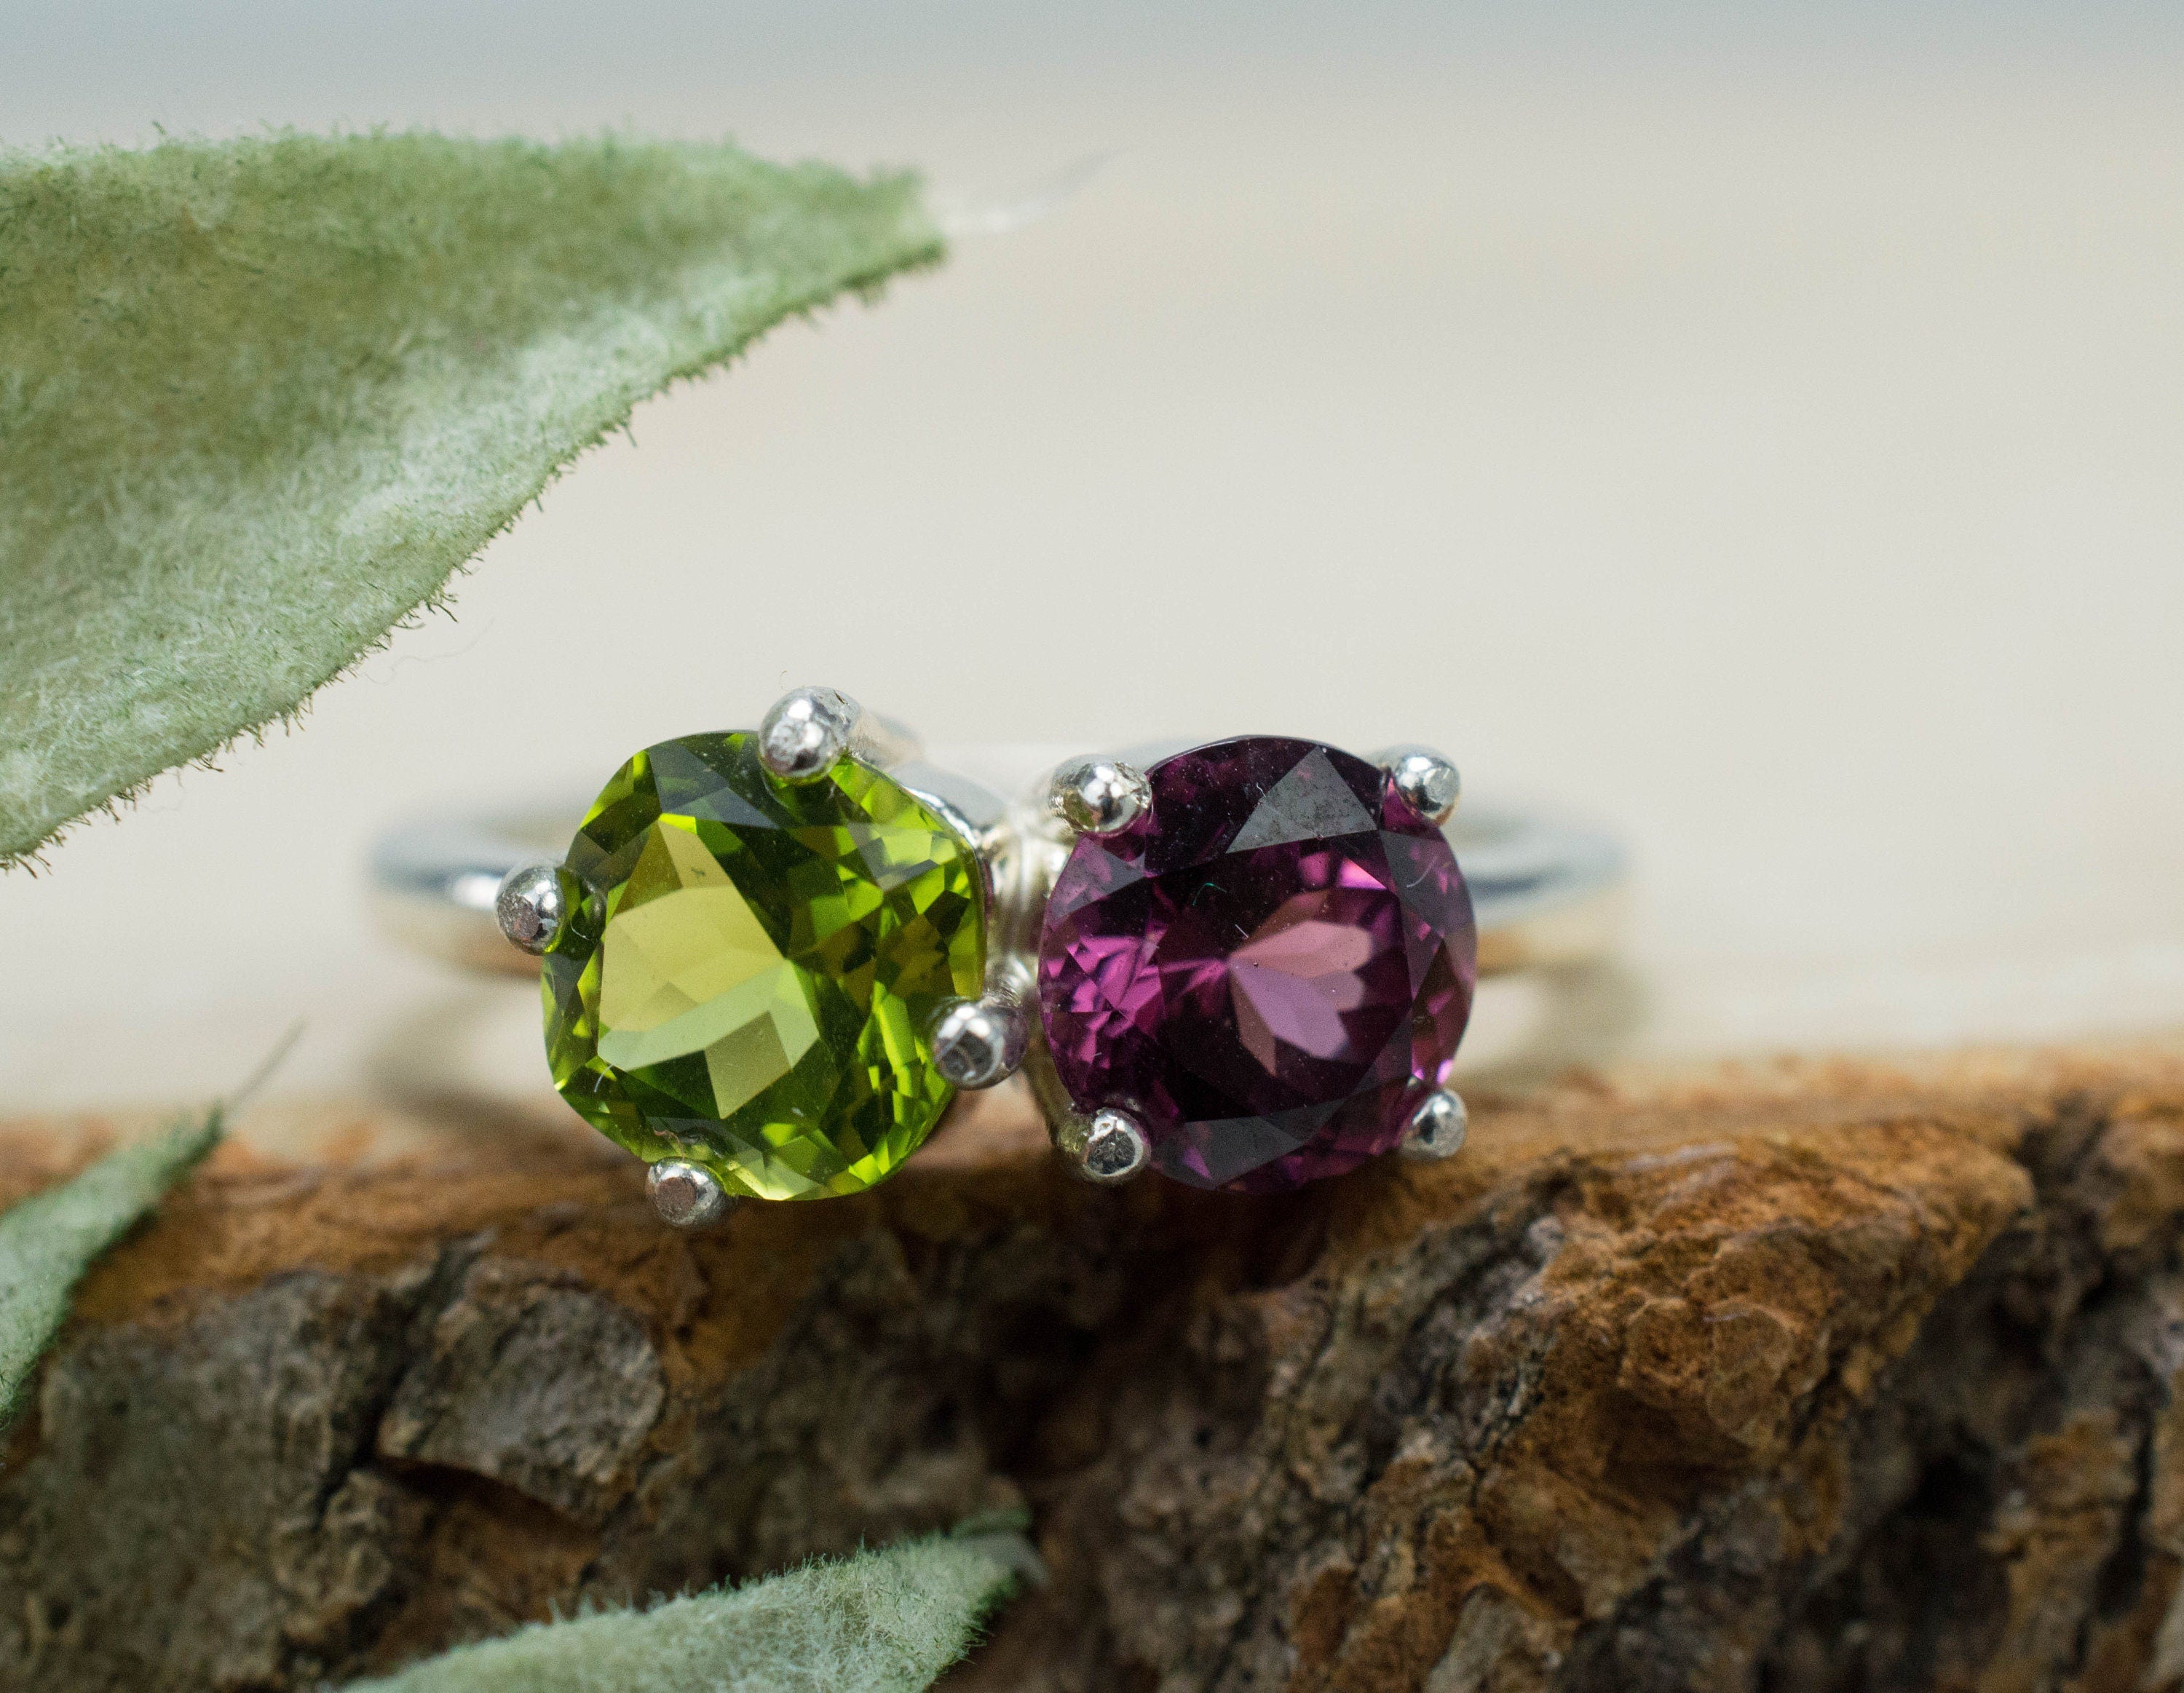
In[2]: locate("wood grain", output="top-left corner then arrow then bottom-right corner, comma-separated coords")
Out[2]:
4,1045 -> 2183,1692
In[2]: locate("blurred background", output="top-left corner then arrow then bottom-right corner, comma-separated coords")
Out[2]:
4,1 -> 2182,1113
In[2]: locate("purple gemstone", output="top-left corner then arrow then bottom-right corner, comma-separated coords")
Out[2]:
1037,737 -> 1477,1194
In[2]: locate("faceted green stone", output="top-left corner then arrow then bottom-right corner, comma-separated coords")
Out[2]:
542,732 -> 985,1200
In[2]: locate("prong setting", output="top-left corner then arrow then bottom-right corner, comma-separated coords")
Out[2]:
1048,758 -> 1152,837
930,994 -> 1031,1090
1059,1107 -> 1150,1184
758,686 -> 861,782
1401,1088 -> 1468,1161
494,860 -> 566,955
646,1158 -> 737,1227
1374,745 -> 1462,825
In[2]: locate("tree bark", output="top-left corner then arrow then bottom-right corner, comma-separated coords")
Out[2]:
4,1044 -> 2183,1692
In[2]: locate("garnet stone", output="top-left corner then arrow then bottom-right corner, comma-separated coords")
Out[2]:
1037,737 -> 1476,1193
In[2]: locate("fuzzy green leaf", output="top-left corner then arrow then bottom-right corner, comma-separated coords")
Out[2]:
0,1110 -> 221,1429
345,1531 -> 1027,1693
0,132 -> 943,865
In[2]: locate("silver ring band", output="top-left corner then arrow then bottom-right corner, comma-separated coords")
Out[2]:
370,790 -> 1625,980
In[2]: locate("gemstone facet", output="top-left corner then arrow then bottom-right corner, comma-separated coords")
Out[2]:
1037,737 -> 1476,1193
543,733 -> 985,1200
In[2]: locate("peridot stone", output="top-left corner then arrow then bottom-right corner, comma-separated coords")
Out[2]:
542,733 -> 984,1200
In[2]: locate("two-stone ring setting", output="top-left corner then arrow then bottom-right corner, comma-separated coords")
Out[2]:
373,685 -> 1623,1226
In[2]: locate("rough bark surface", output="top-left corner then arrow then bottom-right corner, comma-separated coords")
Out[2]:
4,1045 -> 2184,1692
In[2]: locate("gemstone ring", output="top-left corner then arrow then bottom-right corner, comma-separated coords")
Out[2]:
372,687 -> 1623,1224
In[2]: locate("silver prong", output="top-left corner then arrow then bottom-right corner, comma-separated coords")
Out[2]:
759,686 -> 861,782
1047,758 -> 1152,837
494,860 -> 566,955
1058,1108 -> 1150,1184
646,1159 -> 738,1227
930,994 -> 1031,1090
1374,745 -> 1462,825
1401,1088 -> 1468,1160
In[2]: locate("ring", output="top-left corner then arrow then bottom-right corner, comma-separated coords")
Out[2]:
371,686 -> 1623,1222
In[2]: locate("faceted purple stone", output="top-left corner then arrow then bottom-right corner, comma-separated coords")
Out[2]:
1037,737 -> 1477,1194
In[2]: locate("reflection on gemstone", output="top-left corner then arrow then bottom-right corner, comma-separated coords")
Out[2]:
1037,736 -> 1476,1194
543,732 -> 984,1200
1228,898 -> 1376,1071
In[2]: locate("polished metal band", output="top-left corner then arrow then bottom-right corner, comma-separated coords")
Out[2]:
370,771 -> 1625,982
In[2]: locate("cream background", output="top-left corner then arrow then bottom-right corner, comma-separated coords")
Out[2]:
4,4 -> 2182,1113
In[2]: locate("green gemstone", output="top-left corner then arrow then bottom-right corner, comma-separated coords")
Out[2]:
542,732 -> 985,1200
